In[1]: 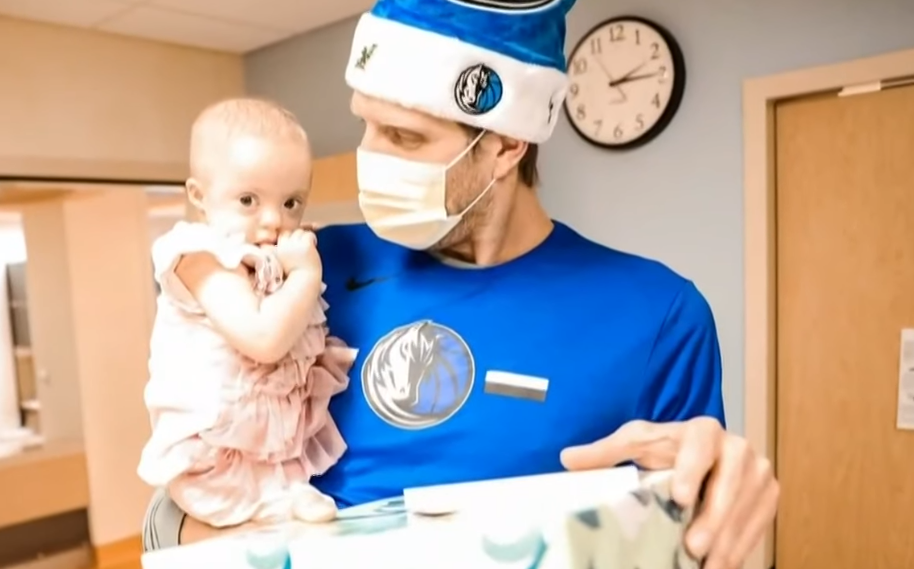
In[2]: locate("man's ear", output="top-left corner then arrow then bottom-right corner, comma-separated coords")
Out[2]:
184,178 -> 205,221
491,135 -> 528,180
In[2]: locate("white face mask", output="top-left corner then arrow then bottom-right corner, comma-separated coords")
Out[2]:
356,131 -> 495,250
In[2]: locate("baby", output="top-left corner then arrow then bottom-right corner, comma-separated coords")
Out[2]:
137,98 -> 354,527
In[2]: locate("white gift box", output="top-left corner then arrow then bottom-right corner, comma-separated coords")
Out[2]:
142,467 -> 698,569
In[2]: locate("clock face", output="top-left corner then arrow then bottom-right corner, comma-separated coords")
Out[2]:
564,17 -> 685,149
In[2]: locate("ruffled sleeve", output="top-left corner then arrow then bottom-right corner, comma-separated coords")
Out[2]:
151,222 -> 255,313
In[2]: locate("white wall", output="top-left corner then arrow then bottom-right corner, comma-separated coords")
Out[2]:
0,217 -> 26,264
0,216 -> 25,440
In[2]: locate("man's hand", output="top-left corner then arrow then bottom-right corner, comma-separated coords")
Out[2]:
560,417 -> 778,569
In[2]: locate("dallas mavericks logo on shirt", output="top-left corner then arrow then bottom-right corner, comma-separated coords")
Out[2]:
362,320 -> 475,429
454,64 -> 503,115
446,0 -> 562,12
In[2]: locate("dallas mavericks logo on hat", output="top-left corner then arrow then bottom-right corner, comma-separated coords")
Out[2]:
344,0 -> 577,144
454,64 -> 503,115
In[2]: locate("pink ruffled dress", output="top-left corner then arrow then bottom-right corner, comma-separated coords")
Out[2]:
137,222 -> 354,527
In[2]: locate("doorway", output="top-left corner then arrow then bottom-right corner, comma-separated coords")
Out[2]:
775,84 -> 914,568
743,49 -> 914,569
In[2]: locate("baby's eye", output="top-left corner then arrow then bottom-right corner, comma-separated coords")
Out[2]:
239,195 -> 256,207
283,198 -> 302,210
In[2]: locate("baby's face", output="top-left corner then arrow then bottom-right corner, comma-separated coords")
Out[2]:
193,134 -> 311,245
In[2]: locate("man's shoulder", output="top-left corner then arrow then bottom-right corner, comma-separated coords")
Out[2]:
551,223 -> 715,333
315,222 -> 375,252
554,222 -> 691,296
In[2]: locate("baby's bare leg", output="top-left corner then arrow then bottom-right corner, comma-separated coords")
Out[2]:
291,483 -> 338,523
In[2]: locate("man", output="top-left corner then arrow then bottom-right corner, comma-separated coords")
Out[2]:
144,0 -> 778,568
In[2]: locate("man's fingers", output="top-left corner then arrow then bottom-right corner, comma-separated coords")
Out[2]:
559,421 -> 641,471
560,420 -> 680,471
684,434 -> 748,561
560,439 -> 627,471
671,417 -> 722,506
724,474 -> 778,569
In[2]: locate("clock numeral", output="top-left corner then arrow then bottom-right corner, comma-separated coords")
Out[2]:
609,24 -> 624,42
650,42 -> 660,59
589,37 -> 602,55
569,83 -> 579,97
658,66 -> 668,83
575,104 -> 586,121
613,124 -> 624,140
593,119 -> 603,135
635,29 -> 641,45
572,58 -> 588,75
651,93 -> 662,108
635,113 -> 645,132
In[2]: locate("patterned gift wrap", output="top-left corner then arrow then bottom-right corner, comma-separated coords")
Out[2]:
142,470 -> 698,569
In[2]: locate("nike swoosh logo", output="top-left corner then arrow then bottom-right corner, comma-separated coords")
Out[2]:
345,276 -> 384,291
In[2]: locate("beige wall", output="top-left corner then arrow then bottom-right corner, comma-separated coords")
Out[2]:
21,190 -> 156,547
0,16 -> 244,182
0,17 -> 243,547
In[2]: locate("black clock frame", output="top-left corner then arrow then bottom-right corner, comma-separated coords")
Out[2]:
563,15 -> 687,151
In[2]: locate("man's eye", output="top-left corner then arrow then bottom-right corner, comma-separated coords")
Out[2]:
239,195 -> 255,207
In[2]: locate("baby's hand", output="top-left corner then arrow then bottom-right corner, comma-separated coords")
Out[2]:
276,229 -> 321,276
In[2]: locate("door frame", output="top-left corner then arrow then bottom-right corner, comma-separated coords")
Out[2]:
742,47 -> 914,569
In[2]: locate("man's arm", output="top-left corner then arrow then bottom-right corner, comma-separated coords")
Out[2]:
638,280 -> 726,426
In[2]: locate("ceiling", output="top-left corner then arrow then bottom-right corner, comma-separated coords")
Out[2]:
0,0 -> 373,53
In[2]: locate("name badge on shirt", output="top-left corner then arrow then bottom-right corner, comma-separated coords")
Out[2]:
484,370 -> 549,402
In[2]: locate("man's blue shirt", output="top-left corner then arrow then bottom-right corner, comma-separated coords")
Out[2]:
311,222 -> 725,507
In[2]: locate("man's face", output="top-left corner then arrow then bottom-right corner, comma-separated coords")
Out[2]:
350,91 -> 494,250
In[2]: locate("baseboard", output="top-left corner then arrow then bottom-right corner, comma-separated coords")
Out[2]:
0,509 -> 90,567
93,536 -> 142,569
6,544 -> 92,569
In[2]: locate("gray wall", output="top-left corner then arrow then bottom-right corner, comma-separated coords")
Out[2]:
245,0 -> 914,433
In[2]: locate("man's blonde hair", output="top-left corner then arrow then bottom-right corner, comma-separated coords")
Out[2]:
189,97 -> 310,178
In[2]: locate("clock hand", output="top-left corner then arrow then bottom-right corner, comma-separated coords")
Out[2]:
609,71 -> 661,87
593,58 -> 628,104
610,86 -> 627,104
594,58 -> 616,82
607,61 -> 648,86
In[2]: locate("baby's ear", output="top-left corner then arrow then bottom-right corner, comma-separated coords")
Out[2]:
184,178 -> 205,221
185,178 -> 204,206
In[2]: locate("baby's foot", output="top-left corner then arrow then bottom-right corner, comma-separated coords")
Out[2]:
292,486 -> 338,523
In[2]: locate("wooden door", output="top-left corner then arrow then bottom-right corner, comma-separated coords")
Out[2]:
775,85 -> 914,569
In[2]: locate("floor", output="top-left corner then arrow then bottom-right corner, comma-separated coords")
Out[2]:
5,545 -> 142,569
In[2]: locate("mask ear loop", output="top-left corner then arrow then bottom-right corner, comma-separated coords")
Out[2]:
446,129 -> 488,169
456,177 -> 497,217
449,129 -> 496,217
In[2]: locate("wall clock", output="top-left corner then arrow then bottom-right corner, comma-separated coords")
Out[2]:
563,16 -> 686,150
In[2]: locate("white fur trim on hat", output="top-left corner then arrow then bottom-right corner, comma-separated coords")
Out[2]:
344,12 -> 568,144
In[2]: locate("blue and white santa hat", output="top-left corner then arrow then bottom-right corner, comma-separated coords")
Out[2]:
344,0 -> 576,144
